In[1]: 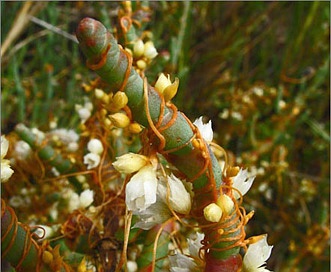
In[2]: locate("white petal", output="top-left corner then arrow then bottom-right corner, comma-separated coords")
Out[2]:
79,189 -> 94,208
232,169 -> 255,199
132,199 -> 171,230
243,235 -> 273,272
1,136 -> 9,159
1,161 -> 14,182
193,116 -> 213,142
169,253 -> 197,272
166,174 -> 191,214
188,232 -> 204,258
125,165 -> 157,211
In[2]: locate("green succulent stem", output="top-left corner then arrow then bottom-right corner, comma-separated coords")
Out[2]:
76,18 -> 243,270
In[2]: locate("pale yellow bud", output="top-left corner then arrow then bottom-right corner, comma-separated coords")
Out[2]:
95,88 -> 105,99
163,77 -> 179,101
101,93 -> 110,104
144,41 -> 158,59
104,118 -> 112,127
136,59 -> 147,70
203,203 -> 222,223
113,153 -> 149,174
154,73 -> 179,101
112,91 -> 128,110
226,166 -> 240,178
155,73 -> 171,93
216,194 -> 234,216
109,113 -> 130,128
42,250 -> 53,264
133,39 -> 145,58
128,123 -> 143,134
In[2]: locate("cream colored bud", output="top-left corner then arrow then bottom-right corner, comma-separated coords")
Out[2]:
128,123 -> 143,134
133,39 -> 145,58
87,138 -> 104,155
112,92 -> 128,109
216,194 -> 234,216
109,113 -> 130,128
144,41 -> 158,59
95,88 -> 105,99
104,118 -> 112,127
137,59 -> 147,70
203,203 -> 222,223
113,153 -> 149,174
101,93 -> 110,104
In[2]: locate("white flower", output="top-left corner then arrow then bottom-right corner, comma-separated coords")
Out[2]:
83,153 -> 101,169
169,254 -> 198,272
169,233 -> 203,272
87,138 -> 104,155
113,153 -> 149,174
67,189 -> 94,212
243,235 -> 273,272
232,168 -> 255,199
14,140 -> 32,159
158,174 -> 191,214
79,189 -> 94,208
132,199 -> 172,230
1,136 -> 14,182
193,116 -> 213,142
125,165 -> 158,211
76,106 -> 91,123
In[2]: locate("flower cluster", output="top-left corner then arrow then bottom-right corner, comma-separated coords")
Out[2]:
112,153 -> 192,230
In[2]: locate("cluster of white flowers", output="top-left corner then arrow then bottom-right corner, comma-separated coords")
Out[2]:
83,138 -> 104,169
75,97 -> 93,123
112,153 -> 192,230
48,128 -> 80,152
1,136 -> 14,182
169,232 -> 204,272
64,188 -> 94,213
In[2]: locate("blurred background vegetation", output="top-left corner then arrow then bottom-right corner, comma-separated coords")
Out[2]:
1,1 -> 330,271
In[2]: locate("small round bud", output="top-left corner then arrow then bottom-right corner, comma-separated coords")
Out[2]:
109,113 -> 130,128
133,39 -> 144,58
87,138 -> 104,155
203,203 -> 222,223
128,123 -> 143,134
216,194 -> 234,216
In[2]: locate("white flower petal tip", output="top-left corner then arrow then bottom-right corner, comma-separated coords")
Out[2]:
112,153 -> 149,174
232,168 -> 255,199
125,165 -> 158,211
193,116 -> 213,142
243,235 -> 273,272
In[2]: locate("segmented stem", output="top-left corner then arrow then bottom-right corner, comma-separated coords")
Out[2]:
76,18 -> 243,270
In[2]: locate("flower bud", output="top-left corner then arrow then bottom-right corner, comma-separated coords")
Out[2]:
109,113 -> 130,128
113,153 -> 149,174
133,39 -> 144,58
136,59 -> 147,70
87,138 -> 104,155
144,41 -> 158,59
216,194 -> 234,216
203,203 -> 222,223
95,88 -> 105,99
128,122 -> 143,134
112,91 -> 128,110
